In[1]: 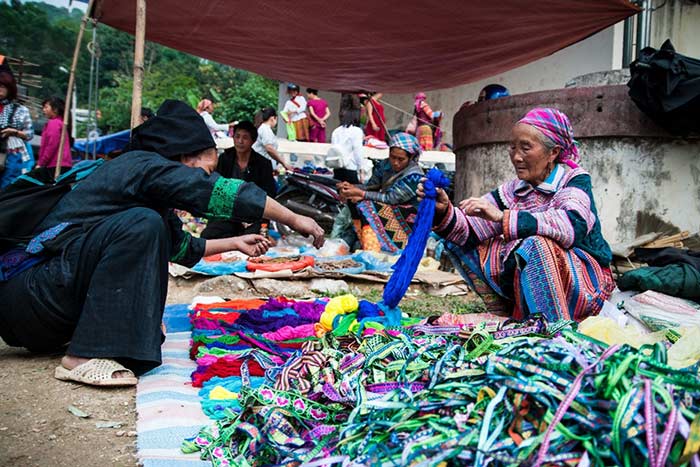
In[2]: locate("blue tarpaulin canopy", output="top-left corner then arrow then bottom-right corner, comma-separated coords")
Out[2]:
72,129 -> 130,155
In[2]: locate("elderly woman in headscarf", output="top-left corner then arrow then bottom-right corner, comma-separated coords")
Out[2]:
337,132 -> 424,252
423,108 -> 614,322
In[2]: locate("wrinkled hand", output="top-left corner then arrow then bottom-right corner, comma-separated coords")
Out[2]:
293,215 -> 325,248
283,161 -> 294,172
417,178 -> 450,219
234,234 -> 271,257
336,181 -> 352,190
459,197 -> 504,223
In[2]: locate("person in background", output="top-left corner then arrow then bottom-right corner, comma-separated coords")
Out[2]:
252,107 -> 292,171
335,133 -> 424,252
330,108 -> 363,183
0,72 -> 34,190
364,92 -> 387,142
202,120 -> 277,239
139,107 -> 154,124
306,88 -> 330,143
282,84 -> 309,142
196,99 -> 234,139
423,107 -> 614,322
36,96 -> 73,174
460,84 -> 511,110
357,93 -> 369,128
413,92 -> 442,151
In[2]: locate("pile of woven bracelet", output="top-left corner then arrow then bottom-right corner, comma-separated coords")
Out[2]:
183,295 -> 700,467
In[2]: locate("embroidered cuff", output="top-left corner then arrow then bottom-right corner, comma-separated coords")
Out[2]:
433,203 -> 455,232
363,190 -> 379,202
206,177 -> 267,222
435,205 -> 472,246
207,177 -> 244,220
502,209 -> 516,242
503,209 -> 539,242
170,234 -> 205,268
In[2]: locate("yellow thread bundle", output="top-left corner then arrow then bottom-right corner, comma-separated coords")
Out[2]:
318,294 -> 359,332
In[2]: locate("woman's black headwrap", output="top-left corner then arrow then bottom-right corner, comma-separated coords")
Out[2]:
126,99 -> 215,159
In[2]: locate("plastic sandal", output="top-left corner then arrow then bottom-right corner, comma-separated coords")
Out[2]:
54,358 -> 138,387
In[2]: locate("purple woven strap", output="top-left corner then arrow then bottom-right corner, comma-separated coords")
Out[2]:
365,382 -> 427,394
645,379 -> 658,464
411,325 -> 461,335
493,322 -> 545,340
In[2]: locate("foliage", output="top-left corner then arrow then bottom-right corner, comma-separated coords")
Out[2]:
1,1 -> 278,135
218,74 -> 279,124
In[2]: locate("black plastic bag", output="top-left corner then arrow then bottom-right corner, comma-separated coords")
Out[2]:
628,39 -> 700,136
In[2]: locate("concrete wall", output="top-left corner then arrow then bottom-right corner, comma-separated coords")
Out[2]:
455,138 -> 700,245
651,0 -> 700,57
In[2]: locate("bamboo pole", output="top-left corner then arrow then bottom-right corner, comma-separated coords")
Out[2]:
130,0 -> 146,129
55,0 -> 97,180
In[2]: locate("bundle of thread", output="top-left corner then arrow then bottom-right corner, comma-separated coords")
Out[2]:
190,298 -> 325,387
314,294 -> 403,337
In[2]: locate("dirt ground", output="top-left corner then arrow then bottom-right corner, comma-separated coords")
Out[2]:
0,275 -> 479,467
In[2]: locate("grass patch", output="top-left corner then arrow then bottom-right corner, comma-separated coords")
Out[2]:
353,288 -> 486,318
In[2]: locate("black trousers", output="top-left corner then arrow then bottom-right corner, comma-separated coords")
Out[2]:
0,207 -> 168,375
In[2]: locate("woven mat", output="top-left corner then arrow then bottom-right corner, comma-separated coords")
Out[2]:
136,304 -> 209,467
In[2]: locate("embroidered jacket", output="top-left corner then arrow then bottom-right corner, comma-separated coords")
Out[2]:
434,163 -> 612,266
362,159 -> 424,207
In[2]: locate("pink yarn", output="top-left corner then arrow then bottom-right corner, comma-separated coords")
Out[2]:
262,324 -> 317,341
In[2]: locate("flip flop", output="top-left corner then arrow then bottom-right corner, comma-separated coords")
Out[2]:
54,358 -> 138,387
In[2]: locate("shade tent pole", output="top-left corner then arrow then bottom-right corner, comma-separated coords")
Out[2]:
130,0 -> 146,130
55,0 -> 97,180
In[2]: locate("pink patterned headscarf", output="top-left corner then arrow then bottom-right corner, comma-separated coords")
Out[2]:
196,99 -> 213,113
518,107 -> 580,165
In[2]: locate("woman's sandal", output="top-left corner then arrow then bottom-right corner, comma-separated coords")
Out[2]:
54,358 -> 138,387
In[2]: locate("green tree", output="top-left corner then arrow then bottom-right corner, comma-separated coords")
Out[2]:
99,70 -> 202,131
218,73 -> 279,124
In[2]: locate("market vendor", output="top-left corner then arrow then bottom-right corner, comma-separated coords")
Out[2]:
336,132 -> 424,252
421,108 -> 614,322
201,120 -> 276,239
0,100 -> 324,387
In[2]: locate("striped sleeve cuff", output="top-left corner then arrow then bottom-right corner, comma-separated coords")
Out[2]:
434,205 -> 472,245
503,209 -> 538,242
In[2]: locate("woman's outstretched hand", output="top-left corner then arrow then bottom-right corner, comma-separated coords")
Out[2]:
417,178 -> 450,220
233,234 -> 271,257
459,198 -> 504,223
292,215 -> 325,249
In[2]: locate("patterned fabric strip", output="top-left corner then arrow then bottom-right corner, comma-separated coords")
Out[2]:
206,177 -> 244,220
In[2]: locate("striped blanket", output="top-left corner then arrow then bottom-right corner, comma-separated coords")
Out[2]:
136,304 -> 210,467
